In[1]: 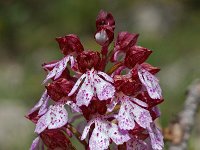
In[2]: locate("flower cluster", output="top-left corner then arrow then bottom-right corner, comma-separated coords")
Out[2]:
26,10 -> 164,150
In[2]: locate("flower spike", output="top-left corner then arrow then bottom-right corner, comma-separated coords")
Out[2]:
27,9 -> 164,150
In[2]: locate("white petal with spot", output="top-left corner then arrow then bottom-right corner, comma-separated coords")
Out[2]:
116,95 -> 152,130
147,123 -> 164,150
94,74 -> 115,100
68,73 -> 86,96
89,119 -> 110,150
108,123 -> 130,145
81,119 -> 95,140
43,56 -> 71,84
97,71 -> 114,83
76,75 -> 94,106
46,104 -> 68,129
35,113 -> 48,134
117,99 -> 136,130
138,67 -> 162,99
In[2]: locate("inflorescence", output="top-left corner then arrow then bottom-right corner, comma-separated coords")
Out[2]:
26,10 -> 164,150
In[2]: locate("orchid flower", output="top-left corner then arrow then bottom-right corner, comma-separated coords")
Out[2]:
81,116 -> 130,150
68,68 -> 115,107
27,9 -> 164,150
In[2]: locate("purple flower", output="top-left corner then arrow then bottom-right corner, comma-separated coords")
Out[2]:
35,104 -> 68,134
81,116 -> 130,150
68,68 -> 115,107
147,123 -> 164,150
113,93 -> 152,130
43,56 -> 75,84
138,67 -> 162,99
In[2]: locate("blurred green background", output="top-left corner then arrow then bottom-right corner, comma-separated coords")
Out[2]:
0,0 -> 200,149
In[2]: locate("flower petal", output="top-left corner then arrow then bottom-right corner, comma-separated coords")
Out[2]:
97,71 -> 114,83
94,74 -> 115,100
43,56 -> 69,84
54,56 -> 70,79
131,102 -> 152,129
138,67 -> 162,99
107,97 -> 118,112
38,95 -> 49,116
69,55 -> 75,68
108,123 -> 130,145
76,75 -> 94,106
81,119 -> 95,140
30,136 -> 40,150
126,138 -> 148,150
130,97 -> 148,108
35,113 -> 48,134
68,73 -> 86,96
46,104 -> 68,129
117,99 -> 135,130
42,61 -> 57,69
28,90 -> 48,115
147,123 -> 164,150
89,119 -> 110,150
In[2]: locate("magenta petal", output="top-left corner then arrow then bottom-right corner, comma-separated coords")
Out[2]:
94,74 -> 115,101
126,138 -> 148,150
46,104 -> 68,129
108,123 -> 130,145
30,136 -> 40,150
138,67 -> 162,99
147,123 -> 164,150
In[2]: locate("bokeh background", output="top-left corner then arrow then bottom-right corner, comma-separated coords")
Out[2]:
0,0 -> 200,149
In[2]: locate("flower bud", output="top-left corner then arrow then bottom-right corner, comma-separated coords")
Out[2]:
77,50 -> 101,73
114,75 -> 142,96
46,78 -> 74,102
80,97 -> 108,120
111,32 -> 139,61
114,32 -> 139,52
96,10 -> 115,30
124,46 -> 152,69
40,129 -> 73,149
95,26 -> 114,47
56,34 -> 84,55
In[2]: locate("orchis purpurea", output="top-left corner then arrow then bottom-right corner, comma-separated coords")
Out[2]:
26,10 -> 164,150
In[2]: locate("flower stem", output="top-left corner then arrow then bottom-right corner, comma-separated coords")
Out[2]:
107,62 -> 123,75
